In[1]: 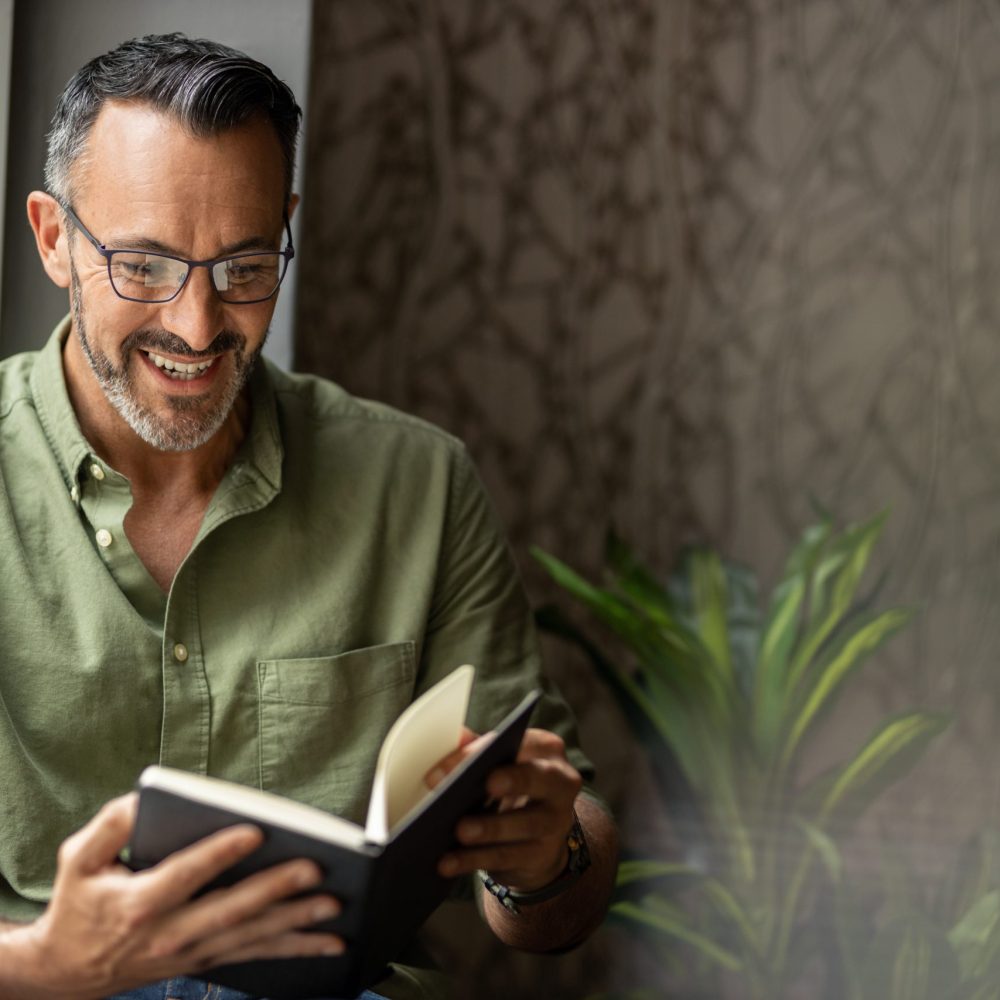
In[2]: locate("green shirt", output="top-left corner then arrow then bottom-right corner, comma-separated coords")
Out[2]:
0,319 -> 594,998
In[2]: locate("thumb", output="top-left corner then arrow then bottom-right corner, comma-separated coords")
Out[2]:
60,792 -> 138,876
425,729 -> 495,789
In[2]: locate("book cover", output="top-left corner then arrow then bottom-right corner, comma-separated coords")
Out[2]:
126,668 -> 539,999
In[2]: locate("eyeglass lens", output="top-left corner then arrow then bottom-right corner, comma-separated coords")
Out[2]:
109,251 -> 286,304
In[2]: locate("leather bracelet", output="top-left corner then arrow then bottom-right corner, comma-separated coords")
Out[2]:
478,812 -> 591,915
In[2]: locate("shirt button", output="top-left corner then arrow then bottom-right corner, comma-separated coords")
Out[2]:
173,643 -> 189,663
95,528 -> 113,548
90,463 -> 106,481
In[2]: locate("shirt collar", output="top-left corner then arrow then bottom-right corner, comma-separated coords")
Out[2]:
30,314 -> 93,495
240,355 -> 283,493
29,313 -> 284,496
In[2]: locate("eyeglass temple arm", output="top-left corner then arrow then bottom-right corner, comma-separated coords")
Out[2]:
62,204 -> 110,255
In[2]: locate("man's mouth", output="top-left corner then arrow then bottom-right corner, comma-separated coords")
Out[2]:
142,349 -> 219,381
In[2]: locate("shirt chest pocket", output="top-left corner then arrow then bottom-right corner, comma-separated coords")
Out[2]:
256,641 -> 417,823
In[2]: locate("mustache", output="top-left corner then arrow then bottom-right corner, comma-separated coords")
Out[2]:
123,328 -> 246,361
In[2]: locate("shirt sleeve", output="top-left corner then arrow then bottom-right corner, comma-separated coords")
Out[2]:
414,442 -> 596,790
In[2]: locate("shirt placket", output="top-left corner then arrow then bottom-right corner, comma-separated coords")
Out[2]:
78,455 -> 211,773
160,562 -> 211,773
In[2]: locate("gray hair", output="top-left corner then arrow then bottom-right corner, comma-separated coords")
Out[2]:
45,32 -> 302,207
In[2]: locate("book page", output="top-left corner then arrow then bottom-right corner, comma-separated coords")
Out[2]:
364,664 -> 475,843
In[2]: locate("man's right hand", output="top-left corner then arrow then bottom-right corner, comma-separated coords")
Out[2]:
0,793 -> 344,999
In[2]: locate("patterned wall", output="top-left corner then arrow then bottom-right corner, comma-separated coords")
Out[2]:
296,1 -> 1000,994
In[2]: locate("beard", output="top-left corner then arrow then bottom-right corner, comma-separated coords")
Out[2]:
69,262 -> 265,452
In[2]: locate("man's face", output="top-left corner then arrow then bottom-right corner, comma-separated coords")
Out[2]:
64,102 -> 289,452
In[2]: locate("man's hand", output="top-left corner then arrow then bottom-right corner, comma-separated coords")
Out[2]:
427,727 -> 583,891
0,793 -> 344,1000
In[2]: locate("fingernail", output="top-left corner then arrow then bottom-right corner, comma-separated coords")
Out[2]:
234,826 -> 261,848
323,940 -> 345,956
490,775 -> 511,794
426,767 -> 445,787
296,863 -> 322,887
440,856 -> 459,876
312,899 -> 340,921
460,821 -> 482,841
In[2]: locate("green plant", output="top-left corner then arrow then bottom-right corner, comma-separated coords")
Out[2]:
534,512 -> 950,998
828,828 -> 1000,1000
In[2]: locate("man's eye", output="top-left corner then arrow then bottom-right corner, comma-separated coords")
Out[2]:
113,255 -> 177,286
119,261 -> 153,278
224,255 -> 281,285
226,260 -> 279,284
226,263 -> 261,283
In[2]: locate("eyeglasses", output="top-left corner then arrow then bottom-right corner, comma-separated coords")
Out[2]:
62,205 -> 295,305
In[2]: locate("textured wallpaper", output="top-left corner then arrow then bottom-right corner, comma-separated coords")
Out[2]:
296,1 -> 1000,994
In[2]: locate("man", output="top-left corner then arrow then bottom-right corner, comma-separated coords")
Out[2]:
0,32 -> 616,1000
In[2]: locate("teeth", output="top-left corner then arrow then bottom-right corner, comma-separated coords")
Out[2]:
144,350 -> 215,378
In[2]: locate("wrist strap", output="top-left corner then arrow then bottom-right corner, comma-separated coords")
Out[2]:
478,812 -> 590,915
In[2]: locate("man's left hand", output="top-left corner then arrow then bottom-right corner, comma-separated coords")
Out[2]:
426,727 -> 583,891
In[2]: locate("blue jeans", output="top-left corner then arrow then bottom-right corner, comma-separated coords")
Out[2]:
106,979 -> 387,1000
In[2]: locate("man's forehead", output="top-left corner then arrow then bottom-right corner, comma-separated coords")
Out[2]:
72,100 -> 285,211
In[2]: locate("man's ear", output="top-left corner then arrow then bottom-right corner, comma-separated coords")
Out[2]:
287,192 -> 300,220
26,191 -> 71,288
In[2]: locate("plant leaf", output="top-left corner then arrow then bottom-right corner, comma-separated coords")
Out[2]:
533,607 -> 734,878
754,576 -> 805,756
753,519 -> 833,758
613,859 -> 762,955
533,601 -> 706,800
780,607 -> 917,772
786,511 -> 888,696
949,890 -> 1000,981
935,831 -> 1000,928
690,549 -> 733,683
532,548 -> 723,709
810,711 -> 950,829
533,547 -> 756,875
701,878 -> 762,958
609,899 -> 744,971
723,559 -> 760,698
795,817 -> 843,883
859,916 -> 961,1000
605,531 -> 680,627
615,860 -> 704,891
533,603 -> 677,768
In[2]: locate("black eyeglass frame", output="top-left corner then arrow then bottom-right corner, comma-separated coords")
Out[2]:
61,204 -> 295,305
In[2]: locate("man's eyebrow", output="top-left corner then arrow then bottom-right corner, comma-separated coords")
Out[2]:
104,233 -> 279,258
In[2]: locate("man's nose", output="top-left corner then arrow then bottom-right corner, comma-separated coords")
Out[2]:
157,264 -> 226,352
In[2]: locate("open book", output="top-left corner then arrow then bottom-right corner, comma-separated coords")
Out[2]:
126,666 -> 539,1000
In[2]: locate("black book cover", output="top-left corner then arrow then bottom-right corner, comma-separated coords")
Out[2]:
126,690 -> 539,999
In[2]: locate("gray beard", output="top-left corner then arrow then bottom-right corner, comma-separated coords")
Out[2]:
69,263 -> 264,452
